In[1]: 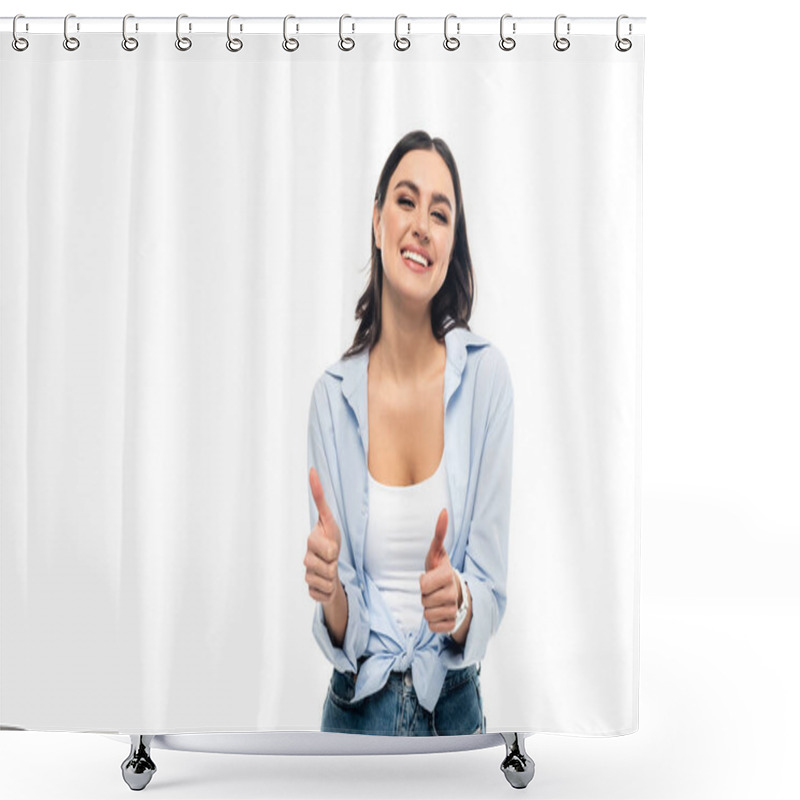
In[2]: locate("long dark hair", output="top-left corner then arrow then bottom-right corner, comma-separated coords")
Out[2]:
342,130 -> 475,360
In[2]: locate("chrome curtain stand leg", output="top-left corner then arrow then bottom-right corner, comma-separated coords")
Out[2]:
500,732 -> 535,789
121,735 -> 157,791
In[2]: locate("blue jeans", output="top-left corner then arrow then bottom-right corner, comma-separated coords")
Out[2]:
321,657 -> 486,736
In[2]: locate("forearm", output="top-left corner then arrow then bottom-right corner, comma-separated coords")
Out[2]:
322,579 -> 348,648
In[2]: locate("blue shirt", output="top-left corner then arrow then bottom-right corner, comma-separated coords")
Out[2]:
307,320 -> 514,713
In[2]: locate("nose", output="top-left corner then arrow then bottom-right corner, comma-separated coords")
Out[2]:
413,207 -> 430,240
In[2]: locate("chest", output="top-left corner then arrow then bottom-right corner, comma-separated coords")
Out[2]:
367,377 -> 445,487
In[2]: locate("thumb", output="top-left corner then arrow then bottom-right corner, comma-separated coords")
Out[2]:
309,467 -> 336,537
424,508 -> 448,572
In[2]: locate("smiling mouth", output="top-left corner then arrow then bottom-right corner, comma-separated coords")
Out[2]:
401,249 -> 431,268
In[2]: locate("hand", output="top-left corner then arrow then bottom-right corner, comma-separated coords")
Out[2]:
420,508 -> 461,634
305,467 -> 343,607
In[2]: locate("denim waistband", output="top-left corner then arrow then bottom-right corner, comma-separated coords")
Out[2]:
354,655 -> 481,691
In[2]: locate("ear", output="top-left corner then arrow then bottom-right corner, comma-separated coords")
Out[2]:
372,202 -> 381,250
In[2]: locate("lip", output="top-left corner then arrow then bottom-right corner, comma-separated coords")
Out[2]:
402,254 -> 429,273
400,245 -> 432,272
401,245 -> 432,265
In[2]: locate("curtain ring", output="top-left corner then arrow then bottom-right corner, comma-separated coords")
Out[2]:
553,14 -> 570,51
499,14 -> 515,51
63,13 -> 80,51
615,15 -> 632,52
443,14 -> 460,51
394,15 -> 410,51
12,14 -> 29,52
339,15 -> 355,51
283,15 -> 299,51
122,14 -> 139,51
175,14 -> 192,51
226,15 -> 243,52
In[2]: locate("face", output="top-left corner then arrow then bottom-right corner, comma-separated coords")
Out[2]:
373,149 -> 456,312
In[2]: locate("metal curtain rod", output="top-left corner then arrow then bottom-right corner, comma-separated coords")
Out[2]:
1,15 -> 646,36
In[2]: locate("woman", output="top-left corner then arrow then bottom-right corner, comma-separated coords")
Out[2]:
304,130 -> 514,736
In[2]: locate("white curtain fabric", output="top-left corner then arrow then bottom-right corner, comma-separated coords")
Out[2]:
0,29 -> 643,735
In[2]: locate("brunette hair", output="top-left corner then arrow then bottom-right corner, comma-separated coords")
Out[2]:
342,130 -> 475,359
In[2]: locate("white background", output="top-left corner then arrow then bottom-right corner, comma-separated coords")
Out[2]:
1,1 -> 797,799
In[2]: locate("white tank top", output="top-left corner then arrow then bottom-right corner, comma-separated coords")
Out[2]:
365,452 -> 450,637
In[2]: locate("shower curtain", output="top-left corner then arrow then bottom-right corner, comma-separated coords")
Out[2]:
0,17 -> 644,736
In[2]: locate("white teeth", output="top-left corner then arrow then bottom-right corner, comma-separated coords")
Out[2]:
402,250 -> 429,267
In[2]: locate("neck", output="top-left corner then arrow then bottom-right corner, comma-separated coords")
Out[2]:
371,300 -> 444,385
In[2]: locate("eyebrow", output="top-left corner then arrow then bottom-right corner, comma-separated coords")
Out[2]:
392,179 -> 453,212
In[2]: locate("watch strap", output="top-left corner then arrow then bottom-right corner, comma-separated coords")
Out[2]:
448,570 -> 470,636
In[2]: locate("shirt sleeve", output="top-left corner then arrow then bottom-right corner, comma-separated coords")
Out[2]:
307,378 -> 370,674
440,351 -> 514,669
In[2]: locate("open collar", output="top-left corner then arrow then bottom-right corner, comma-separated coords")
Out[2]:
325,318 -> 490,428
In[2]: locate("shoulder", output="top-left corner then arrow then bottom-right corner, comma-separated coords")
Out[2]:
309,368 -> 343,412
469,338 -> 510,376
463,334 -> 513,405
308,348 -> 363,420
308,366 -> 341,419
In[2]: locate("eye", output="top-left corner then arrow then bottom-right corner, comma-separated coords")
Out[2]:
433,211 -> 448,223
398,197 -> 413,207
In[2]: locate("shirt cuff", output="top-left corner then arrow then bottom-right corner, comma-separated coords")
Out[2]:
312,582 -> 369,674
439,575 -> 494,670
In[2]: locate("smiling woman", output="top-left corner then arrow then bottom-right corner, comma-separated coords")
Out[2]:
303,131 -> 515,736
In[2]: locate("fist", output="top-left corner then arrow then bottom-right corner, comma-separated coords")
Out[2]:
304,467 -> 342,606
419,508 -> 461,634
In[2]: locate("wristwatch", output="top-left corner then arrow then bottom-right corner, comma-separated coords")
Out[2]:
449,570 -> 470,636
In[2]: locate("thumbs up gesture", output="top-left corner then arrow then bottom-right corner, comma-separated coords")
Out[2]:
305,467 -> 343,607
420,508 -> 461,634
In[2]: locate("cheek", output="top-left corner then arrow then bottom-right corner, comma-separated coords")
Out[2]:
436,258 -> 450,289
441,234 -> 455,265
